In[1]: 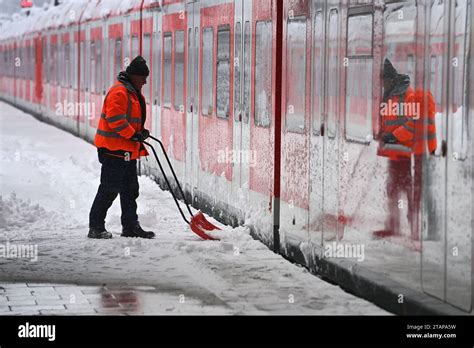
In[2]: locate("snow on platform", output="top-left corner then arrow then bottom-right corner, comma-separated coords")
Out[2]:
0,102 -> 388,315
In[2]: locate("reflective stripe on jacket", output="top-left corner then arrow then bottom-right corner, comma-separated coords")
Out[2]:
94,81 -> 148,160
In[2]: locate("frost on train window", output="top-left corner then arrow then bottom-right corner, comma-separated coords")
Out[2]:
123,35 -> 130,68
286,16 -> 307,134
243,21 -> 251,124
217,25 -> 230,119
132,35 -> 139,58
154,31 -> 162,106
95,40 -> 102,94
327,9 -> 339,138
255,20 -> 272,128
451,0 -> 469,161
234,22 -> 242,121
174,30 -> 185,111
312,11 -> 323,135
347,14 -> 372,57
187,28 -> 193,112
383,1 -> 417,88
194,27 -> 199,111
428,0 -> 444,157
346,59 -> 373,143
43,39 -> 49,83
163,32 -> 172,108
90,41 -> 95,93
114,38 -> 122,80
143,34 -> 151,101
201,27 -> 214,116
346,12 -> 373,143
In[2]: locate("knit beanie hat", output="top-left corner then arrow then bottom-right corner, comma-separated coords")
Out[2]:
383,58 -> 398,79
126,56 -> 150,76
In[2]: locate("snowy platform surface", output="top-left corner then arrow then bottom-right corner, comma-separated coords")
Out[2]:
0,102 -> 387,315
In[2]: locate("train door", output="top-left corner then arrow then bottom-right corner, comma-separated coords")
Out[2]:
82,23 -> 91,140
186,1 -> 199,193
309,0 -> 345,247
231,0 -> 252,203
308,1 -> 325,246
152,10 -> 162,149
422,0 -> 472,312
77,29 -> 87,137
88,26 -> 104,139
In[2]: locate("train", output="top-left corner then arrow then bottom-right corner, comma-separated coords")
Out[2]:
0,0 -> 472,314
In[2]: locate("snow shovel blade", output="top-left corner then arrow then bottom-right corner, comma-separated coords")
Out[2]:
190,220 -> 219,241
192,211 -> 222,231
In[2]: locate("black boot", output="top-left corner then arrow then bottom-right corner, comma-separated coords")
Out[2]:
88,227 -> 113,239
121,223 -> 155,239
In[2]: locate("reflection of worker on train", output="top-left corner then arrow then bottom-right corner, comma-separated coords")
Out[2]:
375,59 -> 437,241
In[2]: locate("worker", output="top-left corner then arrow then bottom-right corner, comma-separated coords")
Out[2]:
88,56 -> 155,239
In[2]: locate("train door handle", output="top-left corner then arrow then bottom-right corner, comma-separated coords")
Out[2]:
190,104 -> 193,113
441,140 -> 447,158
320,123 -> 325,137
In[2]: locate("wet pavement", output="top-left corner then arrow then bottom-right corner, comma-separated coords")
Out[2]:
0,282 -> 228,315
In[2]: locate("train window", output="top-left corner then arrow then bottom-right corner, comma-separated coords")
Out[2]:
243,21 -> 251,124
163,32 -> 172,107
347,14 -> 372,57
56,44 -> 60,84
90,41 -> 95,93
286,16 -> 307,133
202,27 -> 214,116
312,11 -> 323,135
174,30 -> 185,111
345,59 -> 373,143
123,35 -> 130,68
327,9 -> 339,138
65,43 -> 70,87
80,41 -> 85,90
71,43 -> 76,88
108,38 -> 114,86
428,0 -> 444,152
217,25 -> 230,119
451,0 -> 469,160
255,20 -> 272,128
96,40 -> 102,94
187,28 -> 193,112
50,44 -> 56,85
114,38 -> 122,81
132,35 -> 139,58
346,13 -> 373,143
234,22 -> 242,121
143,34 -> 151,101
26,45 -> 30,80
194,27 -> 199,111
383,2 -> 417,87
154,31 -> 162,106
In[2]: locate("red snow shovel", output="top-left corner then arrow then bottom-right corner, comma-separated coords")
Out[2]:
142,135 -> 221,241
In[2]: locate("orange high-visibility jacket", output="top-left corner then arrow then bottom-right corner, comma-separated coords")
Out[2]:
379,88 -> 437,160
94,81 -> 149,160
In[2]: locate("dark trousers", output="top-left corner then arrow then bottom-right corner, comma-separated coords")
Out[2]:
89,149 -> 139,229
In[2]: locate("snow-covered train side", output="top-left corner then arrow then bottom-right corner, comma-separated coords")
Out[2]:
0,0 -> 472,314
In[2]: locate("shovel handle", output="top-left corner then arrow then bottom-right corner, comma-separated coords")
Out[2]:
142,140 -> 190,225
147,135 -> 194,217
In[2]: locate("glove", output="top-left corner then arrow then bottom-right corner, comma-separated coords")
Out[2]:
382,133 -> 397,144
131,129 -> 150,142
